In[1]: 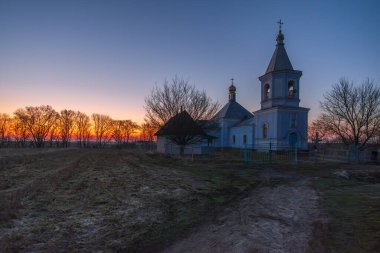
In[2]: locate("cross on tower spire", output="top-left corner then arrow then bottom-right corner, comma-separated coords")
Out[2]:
230,78 -> 234,85
277,19 -> 284,32
276,19 -> 285,45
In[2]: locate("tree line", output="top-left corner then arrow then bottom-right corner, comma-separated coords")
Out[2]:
0,105 -> 156,148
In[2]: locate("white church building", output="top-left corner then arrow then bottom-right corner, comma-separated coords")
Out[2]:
209,26 -> 309,150
157,25 -> 309,153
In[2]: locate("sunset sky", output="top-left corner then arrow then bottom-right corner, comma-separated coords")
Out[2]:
1,0 -> 379,124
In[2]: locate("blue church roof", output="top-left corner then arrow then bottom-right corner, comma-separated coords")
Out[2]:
213,100 -> 253,120
233,117 -> 255,127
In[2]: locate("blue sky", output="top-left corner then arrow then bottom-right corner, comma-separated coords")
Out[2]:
1,0 -> 379,123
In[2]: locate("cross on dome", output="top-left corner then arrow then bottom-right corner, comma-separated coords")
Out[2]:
228,78 -> 236,102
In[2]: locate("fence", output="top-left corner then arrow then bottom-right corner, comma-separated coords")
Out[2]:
310,144 -> 379,163
242,143 -> 305,164
242,143 -> 380,164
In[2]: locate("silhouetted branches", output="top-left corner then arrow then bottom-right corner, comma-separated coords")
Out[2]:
14,106 -> 58,148
140,122 -> 156,142
0,113 -> 11,147
0,105 -> 143,148
144,76 -> 220,128
59,110 -> 76,147
75,111 -> 91,148
92,114 -> 113,148
313,78 -> 380,149
112,120 -> 140,146
12,115 -> 30,147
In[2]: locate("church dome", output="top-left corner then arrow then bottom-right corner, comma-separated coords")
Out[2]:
228,84 -> 236,93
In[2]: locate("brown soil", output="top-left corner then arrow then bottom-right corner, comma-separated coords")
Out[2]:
163,178 -> 321,253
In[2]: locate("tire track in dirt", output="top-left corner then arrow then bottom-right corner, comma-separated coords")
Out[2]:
163,178 -> 320,253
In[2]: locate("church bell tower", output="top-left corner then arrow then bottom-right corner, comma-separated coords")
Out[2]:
254,20 -> 309,150
259,20 -> 302,109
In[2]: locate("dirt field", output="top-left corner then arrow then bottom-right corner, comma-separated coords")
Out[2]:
164,178 -> 320,253
1,148 -> 379,253
0,149 -> 258,252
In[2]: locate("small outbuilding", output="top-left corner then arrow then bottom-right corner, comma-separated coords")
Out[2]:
155,110 -> 214,155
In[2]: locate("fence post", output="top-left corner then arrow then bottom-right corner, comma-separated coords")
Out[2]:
269,141 -> 272,164
355,145 -> 360,164
314,147 -> 318,164
294,145 -> 298,165
243,146 -> 248,163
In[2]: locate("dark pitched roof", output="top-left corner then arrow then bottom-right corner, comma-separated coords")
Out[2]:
265,31 -> 293,74
213,101 -> 253,120
155,110 -> 207,136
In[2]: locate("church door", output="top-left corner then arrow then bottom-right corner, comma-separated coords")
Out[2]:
289,133 -> 298,147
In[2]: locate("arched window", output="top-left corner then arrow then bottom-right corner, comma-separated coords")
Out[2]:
232,135 -> 236,144
264,84 -> 270,100
243,135 -> 247,144
291,113 -> 297,128
263,123 -> 268,139
288,81 -> 295,97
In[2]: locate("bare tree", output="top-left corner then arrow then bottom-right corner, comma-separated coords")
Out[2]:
48,118 -> 60,148
308,119 -> 329,143
59,109 -> 76,147
92,113 -> 113,148
140,122 -> 156,142
111,120 -> 138,146
124,120 -> 139,143
144,76 -> 220,128
112,120 -> 126,146
12,116 -> 30,147
0,113 -> 12,147
315,78 -> 380,149
14,105 -> 58,148
139,124 -> 148,142
75,111 -> 91,148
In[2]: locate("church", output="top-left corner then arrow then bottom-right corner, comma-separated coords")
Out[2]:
156,24 -> 309,154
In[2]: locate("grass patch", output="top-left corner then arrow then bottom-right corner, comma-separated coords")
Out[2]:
313,177 -> 380,253
289,162 -> 380,253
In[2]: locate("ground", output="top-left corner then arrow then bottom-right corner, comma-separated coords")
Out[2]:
0,148 -> 379,253
165,178 -> 320,253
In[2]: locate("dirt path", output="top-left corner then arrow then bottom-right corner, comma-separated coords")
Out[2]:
163,177 -> 320,253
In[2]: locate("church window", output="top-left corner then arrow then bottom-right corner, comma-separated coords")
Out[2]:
288,81 -> 295,97
243,135 -> 247,144
232,135 -> 236,144
264,84 -> 270,100
291,113 -> 297,128
263,123 -> 268,138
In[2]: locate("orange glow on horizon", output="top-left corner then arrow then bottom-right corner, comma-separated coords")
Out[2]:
0,105 -> 145,125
